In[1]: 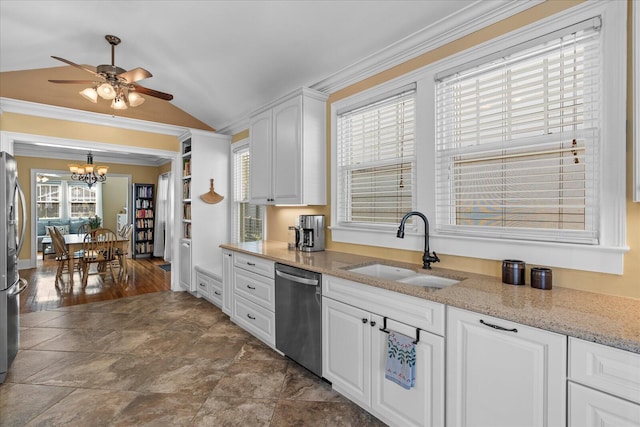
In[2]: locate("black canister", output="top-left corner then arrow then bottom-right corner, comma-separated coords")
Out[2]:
531,267 -> 552,290
502,259 -> 526,285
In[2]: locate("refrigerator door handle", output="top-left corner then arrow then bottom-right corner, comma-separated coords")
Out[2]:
8,278 -> 28,297
16,181 -> 26,254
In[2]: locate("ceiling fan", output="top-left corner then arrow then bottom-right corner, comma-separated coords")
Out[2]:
49,34 -> 173,110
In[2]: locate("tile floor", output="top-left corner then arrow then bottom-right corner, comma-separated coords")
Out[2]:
1,291 -> 385,426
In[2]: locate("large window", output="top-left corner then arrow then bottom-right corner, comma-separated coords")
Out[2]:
232,142 -> 265,243
336,85 -> 416,227
68,184 -> 97,218
435,20 -> 601,244
36,182 -> 61,219
331,2 -> 626,274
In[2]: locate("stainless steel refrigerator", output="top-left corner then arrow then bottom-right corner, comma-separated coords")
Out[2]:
0,151 -> 28,383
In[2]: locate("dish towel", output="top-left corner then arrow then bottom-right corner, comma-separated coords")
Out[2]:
385,330 -> 416,390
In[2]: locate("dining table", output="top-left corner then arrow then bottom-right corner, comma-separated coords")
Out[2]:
41,233 -> 130,283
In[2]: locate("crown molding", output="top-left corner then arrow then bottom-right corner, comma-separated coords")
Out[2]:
0,97 -> 189,137
310,0 -> 544,94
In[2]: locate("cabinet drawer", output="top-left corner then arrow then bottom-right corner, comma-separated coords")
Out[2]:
233,252 -> 274,278
569,382 -> 640,427
195,270 -> 211,299
233,294 -> 275,347
569,337 -> 640,404
210,276 -> 223,308
323,274 -> 445,336
233,268 -> 274,311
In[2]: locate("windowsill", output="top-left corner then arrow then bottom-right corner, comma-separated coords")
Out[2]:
330,225 -> 628,275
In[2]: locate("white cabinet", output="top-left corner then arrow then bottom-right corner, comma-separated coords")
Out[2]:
221,249 -> 234,316
196,267 -> 223,308
249,87 -> 328,205
230,252 -> 276,348
446,307 -> 567,427
568,337 -> 640,427
179,239 -> 191,291
322,275 -> 445,427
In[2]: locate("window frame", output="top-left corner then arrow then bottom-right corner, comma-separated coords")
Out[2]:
335,84 -> 417,229
67,183 -> 98,218
331,1 -> 627,274
36,182 -> 62,220
231,140 -> 266,243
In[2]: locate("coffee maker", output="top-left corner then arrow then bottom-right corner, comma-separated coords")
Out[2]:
296,215 -> 325,252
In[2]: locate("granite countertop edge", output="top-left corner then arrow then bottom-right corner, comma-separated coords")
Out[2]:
221,241 -> 640,354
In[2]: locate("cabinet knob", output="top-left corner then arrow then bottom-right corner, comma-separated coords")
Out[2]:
370,321 -> 376,327
362,318 -> 368,324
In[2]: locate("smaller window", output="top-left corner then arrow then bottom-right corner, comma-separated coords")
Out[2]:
36,182 -> 61,219
232,143 -> 265,243
68,184 -> 97,218
336,85 -> 416,228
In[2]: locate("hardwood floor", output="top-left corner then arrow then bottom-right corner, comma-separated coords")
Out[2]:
18,255 -> 172,313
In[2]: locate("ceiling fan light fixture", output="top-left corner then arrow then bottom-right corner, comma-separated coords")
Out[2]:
111,96 -> 128,110
97,82 -> 116,100
127,91 -> 145,107
79,87 -> 98,103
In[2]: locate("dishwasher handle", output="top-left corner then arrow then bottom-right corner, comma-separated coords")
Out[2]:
275,269 -> 319,286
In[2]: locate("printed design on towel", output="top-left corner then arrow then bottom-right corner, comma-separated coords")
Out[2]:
385,330 -> 416,390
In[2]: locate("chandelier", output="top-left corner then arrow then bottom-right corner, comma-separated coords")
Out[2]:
68,152 -> 108,188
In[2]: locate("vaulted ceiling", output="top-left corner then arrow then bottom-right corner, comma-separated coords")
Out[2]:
1,0 -> 483,133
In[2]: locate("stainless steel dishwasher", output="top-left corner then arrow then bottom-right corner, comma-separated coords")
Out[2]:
275,263 -> 322,377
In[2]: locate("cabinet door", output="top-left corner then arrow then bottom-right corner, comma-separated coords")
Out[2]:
322,297 -> 371,408
371,316 -> 445,427
447,307 -> 566,427
222,250 -> 233,315
569,382 -> 640,427
179,240 -> 192,291
249,109 -> 272,204
272,95 -> 302,203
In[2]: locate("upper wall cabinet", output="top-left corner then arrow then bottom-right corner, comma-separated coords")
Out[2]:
249,87 -> 328,205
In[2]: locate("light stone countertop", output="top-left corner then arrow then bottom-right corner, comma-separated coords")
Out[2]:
221,241 -> 640,354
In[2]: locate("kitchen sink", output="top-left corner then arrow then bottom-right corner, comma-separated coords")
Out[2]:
347,263 -> 416,280
346,263 -> 460,289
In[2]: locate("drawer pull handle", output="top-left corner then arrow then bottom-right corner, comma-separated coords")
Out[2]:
247,314 -> 256,320
247,262 -> 256,266
247,285 -> 256,290
214,291 -> 221,295
480,319 -> 518,333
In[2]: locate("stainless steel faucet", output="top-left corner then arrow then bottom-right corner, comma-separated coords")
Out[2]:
397,211 -> 440,269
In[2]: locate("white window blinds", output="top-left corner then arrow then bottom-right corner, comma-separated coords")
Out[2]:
337,85 -> 416,226
435,20 -> 601,244
231,144 -> 264,243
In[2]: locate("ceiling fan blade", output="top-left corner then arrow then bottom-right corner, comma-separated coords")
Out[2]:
48,79 -> 97,84
117,67 -> 152,84
51,56 -> 99,77
132,84 -> 173,101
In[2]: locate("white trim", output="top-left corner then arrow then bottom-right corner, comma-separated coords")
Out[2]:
312,0 -> 543,94
0,98 -> 187,137
331,1 -> 628,275
634,1 -> 640,202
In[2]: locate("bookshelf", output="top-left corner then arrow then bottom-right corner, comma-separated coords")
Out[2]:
182,138 -> 192,240
132,183 -> 154,258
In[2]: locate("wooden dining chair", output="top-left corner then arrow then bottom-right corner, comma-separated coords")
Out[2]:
115,224 -> 133,281
77,223 -> 90,234
50,226 -> 81,289
79,228 -> 119,288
